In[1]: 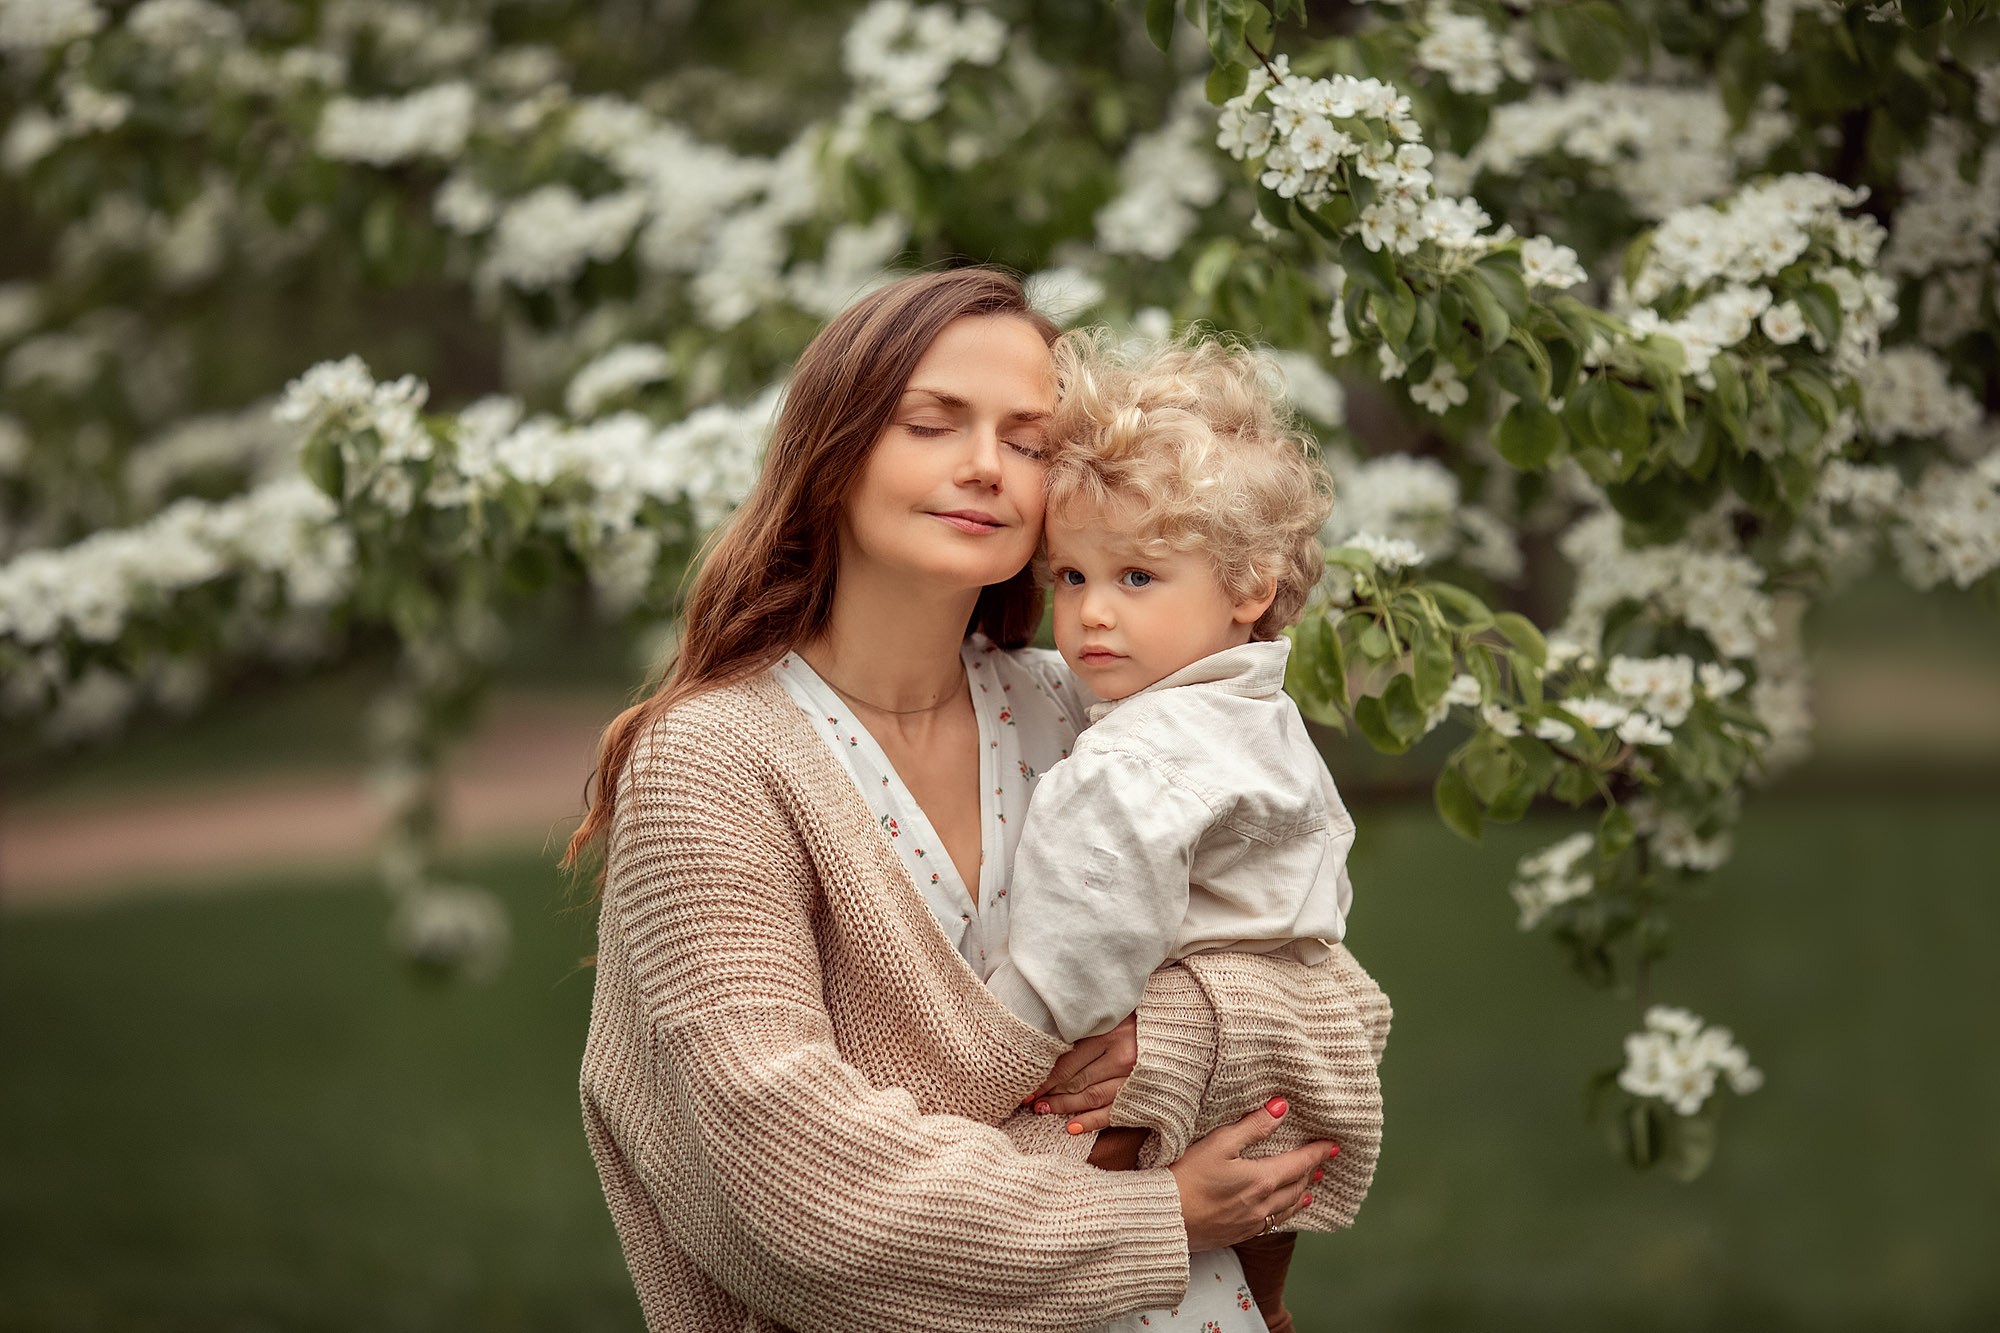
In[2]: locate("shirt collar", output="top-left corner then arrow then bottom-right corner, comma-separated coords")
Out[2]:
1084,637 -> 1292,725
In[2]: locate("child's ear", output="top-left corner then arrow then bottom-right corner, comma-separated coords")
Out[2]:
1231,573 -> 1279,626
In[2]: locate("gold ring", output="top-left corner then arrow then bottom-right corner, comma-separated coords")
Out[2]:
1258,1212 -> 1277,1236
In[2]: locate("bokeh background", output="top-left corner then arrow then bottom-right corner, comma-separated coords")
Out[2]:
5,0 -> 2000,1330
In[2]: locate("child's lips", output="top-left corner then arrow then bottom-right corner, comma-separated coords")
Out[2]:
1078,648 -> 1124,666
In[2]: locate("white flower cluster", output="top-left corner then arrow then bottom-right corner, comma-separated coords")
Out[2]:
1321,450 -> 1522,581
1096,90 -> 1225,261
1618,1005 -> 1762,1116
0,476 -> 349,649
1882,124 -> 2000,280
1468,84 -> 1792,221
1414,4 -> 1526,97
1857,347 -> 1983,444
841,0 -> 1007,122
480,185 -> 649,292
1891,450 -> 2000,591
1623,176 -> 1893,380
389,883 -> 510,980
276,355 -> 432,463
0,0 -> 104,51
1559,509 -> 1775,661
126,0 -> 240,53
1509,831 -> 1594,929
1217,60 -> 1472,253
315,82 -> 477,166
564,343 -> 672,419
123,400 -> 293,509
1341,531 -> 1426,572
1630,796 -> 1735,872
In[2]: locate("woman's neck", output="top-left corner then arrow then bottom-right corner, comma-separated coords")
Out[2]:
799,557 -> 981,710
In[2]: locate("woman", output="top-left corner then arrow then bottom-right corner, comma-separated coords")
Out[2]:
565,268 -> 1378,1331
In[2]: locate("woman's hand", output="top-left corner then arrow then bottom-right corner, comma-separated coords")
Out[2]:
1167,1098 -> 1336,1253
1023,1012 -> 1138,1134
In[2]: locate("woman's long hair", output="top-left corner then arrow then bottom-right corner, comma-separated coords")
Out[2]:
561,267 -> 1058,893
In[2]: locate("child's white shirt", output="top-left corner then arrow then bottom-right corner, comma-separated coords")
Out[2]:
985,637 -> 1356,1042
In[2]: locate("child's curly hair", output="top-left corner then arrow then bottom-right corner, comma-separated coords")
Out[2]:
1045,328 -> 1334,640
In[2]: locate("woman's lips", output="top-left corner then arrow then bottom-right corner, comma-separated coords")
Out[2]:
930,511 -> 1003,535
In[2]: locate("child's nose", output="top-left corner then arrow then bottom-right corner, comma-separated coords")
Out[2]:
1080,589 -> 1114,628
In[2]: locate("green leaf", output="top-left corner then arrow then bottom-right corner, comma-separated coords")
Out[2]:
1493,612 -> 1548,667
1434,765 -> 1484,844
1588,379 -> 1649,458
1382,673 -> 1426,741
1599,805 -> 1636,858
1459,272 -> 1511,352
1496,401 -> 1565,471
1795,284 -> 1842,347
1358,622 -> 1392,661
1429,583 -> 1495,630
1354,695 -> 1412,754
1205,59 -> 1250,102
1378,278 -> 1418,355
1413,628 -> 1454,707
300,435 -> 344,500
1145,0 -> 1177,51
1537,2 -> 1631,80
1284,614 -> 1348,725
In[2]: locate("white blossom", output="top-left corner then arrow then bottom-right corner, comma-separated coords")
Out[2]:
1618,1006 -> 1761,1115
1409,361 -> 1469,414
316,83 -> 477,166
1509,831 -> 1594,929
565,342 -> 672,419
1342,531 -> 1426,572
0,0 -> 104,51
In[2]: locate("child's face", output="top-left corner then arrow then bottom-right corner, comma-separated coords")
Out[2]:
1046,495 -> 1270,701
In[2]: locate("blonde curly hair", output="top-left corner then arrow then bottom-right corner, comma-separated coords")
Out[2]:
1045,328 -> 1334,640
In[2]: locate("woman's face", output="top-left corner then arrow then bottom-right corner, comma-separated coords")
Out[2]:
841,314 -> 1054,593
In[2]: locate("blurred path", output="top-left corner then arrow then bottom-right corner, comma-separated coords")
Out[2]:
4,653 -> 1998,911
0,691 -> 610,910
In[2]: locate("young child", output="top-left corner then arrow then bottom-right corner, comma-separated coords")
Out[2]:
983,330 -> 1353,1333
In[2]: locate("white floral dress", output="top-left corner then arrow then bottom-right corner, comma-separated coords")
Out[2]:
772,636 -> 1269,1333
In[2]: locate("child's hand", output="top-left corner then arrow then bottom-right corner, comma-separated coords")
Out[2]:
1024,1012 -> 1139,1134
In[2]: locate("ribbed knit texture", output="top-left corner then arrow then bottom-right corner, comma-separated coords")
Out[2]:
580,672 -> 1390,1332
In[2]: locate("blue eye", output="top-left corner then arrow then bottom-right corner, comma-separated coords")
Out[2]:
1122,570 -> 1153,588
1057,568 -> 1084,586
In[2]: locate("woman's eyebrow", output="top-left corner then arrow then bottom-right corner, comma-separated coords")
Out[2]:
902,388 -> 1051,423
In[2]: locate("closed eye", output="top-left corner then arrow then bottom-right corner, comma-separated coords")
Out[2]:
904,423 -> 952,438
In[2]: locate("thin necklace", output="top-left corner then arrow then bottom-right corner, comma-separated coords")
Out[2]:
817,663 -> 966,717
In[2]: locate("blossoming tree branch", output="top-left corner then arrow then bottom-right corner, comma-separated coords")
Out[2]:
2,0 -> 1995,1176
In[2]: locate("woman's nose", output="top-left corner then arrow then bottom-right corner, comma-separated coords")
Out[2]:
955,426 -> 1004,488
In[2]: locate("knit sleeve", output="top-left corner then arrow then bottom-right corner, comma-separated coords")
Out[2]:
1107,948 -> 1391,1237
581,720 -> 1193,1333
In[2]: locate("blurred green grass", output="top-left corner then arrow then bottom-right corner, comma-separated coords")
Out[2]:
3,794 -> 1997,1332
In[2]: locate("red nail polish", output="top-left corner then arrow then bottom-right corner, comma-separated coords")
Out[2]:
1035,1102 -> 1050,1115
1265,1096 -> 1288,1118
1312,1168 -> 1324,1183
1067,1121 -> 1084,1135
1327,1144 -> 1340,1158
1300,1193 -> 1313,1207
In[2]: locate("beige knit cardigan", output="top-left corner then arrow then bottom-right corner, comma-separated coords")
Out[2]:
579,671 -> 1390,1333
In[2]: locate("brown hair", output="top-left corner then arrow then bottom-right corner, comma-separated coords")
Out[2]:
561,267 -> 1058,893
